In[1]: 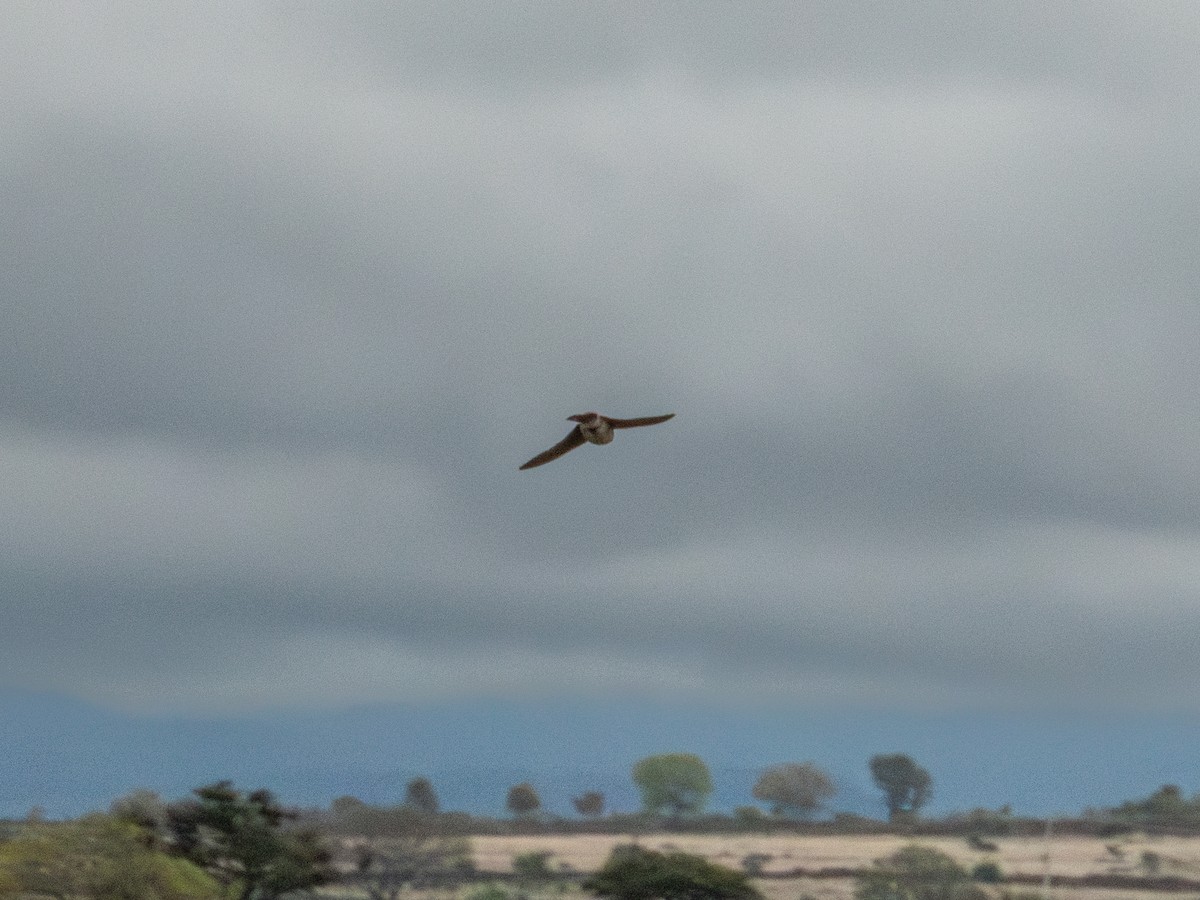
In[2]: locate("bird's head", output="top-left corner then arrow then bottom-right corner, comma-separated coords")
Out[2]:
568,412 -> 600,424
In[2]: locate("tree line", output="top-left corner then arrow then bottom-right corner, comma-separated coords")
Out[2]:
356,752 -> 935,825
1,769 -> 1196,900
3,776 -> 1197,900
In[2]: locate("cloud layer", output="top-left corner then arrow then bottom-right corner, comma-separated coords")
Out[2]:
4,4 -> 1200,714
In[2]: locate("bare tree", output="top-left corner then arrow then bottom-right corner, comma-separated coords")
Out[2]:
351,833 -> 473,900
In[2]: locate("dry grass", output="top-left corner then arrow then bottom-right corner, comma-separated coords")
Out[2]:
754,878 -> 1196,900
472,832 -> 1200,878
468,832 -> 1200,899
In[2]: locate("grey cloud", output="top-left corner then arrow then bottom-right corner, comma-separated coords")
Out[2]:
3,4 -> 1200,715
295,2 -> 1200,96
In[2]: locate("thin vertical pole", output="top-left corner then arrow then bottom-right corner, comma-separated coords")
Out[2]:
1041,817 -> 1053,898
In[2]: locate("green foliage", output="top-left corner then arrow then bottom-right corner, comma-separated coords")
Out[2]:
584,844 -> 761,900
631,753 -> 714,818
465,883 -> 518,900
856,845 -> 988,900
953,806 -> 1013,837
405,777 -> 440,815
869,754 -> 933,821
1112,784 -> 1200,827
970,860 -> 1002,882
166,780 -> 333,900
732,806 -> 769,830
752,762 -> 836,819
0,813 -> 219,900
506,782 -> 542,818
513,850 -> 556,879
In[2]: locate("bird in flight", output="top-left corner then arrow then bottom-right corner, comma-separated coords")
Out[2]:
519,411 -> 675,470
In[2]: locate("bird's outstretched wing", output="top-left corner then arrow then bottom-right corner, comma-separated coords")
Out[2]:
605,413 -> 675,429
519,426 -> 586,470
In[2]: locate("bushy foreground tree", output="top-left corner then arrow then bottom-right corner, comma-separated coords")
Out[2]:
632,753 -> 713,818
166,780 -> 333,900
0,813 -> 218,900
752,762 -> 836,819
869,753 -> 933,821
855,845 -> 988,900
585,844 -> 761,900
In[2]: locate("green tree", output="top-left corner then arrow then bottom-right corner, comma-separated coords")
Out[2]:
585,844 -> 761,900
752,762 -> 836,819
512,850 -> 555,880
404,777 -> 440,815
0,814 -> 219,900
869,753 -> 932,821
506,782 -> 542,819
855,845 -> 988,900
632,753 -> 713,818
1112,784 -> 1200,827
573,790 -> 606,818
166,780 -> 333,900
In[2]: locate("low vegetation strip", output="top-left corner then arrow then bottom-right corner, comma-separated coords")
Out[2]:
1002,872 -> 1200,893
760,866 -> 1200,892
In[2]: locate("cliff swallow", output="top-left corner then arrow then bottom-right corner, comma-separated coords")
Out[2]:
519,412 -> 675,470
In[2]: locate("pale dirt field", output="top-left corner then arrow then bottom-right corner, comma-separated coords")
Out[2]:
754,878 -> 1186,900
470,833 -> 1200,899
472,832 -> 1200,878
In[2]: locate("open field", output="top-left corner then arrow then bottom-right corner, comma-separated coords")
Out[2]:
468,832 -> 1200,899
473,832 -> 1200,878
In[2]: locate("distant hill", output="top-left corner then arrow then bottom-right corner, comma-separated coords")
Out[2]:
2,688 -> 1197,820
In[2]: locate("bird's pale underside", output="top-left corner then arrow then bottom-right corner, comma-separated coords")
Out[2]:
519,412 -> 675,470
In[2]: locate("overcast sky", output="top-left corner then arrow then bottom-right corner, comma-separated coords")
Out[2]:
3,3 -> 1200,717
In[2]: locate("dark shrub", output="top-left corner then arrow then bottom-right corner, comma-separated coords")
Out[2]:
972,860 -> 1003,882
584,844 -> 761,900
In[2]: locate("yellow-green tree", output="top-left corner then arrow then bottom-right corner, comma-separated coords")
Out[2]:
631,753 -> 713,818
0,814 -> 218,900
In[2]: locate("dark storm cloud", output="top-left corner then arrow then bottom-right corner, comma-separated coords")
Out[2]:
3,4 -> 1200,713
